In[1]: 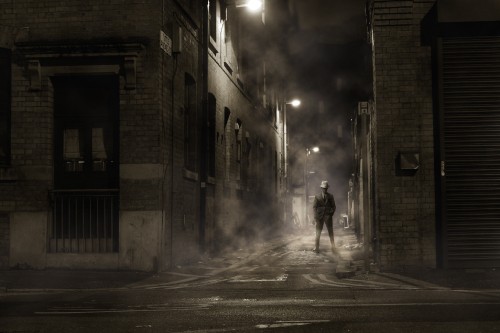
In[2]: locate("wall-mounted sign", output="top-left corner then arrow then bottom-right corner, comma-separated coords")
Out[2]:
160,30 -> 172,56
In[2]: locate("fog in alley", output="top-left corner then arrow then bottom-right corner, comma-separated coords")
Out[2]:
3,1 -> 500,332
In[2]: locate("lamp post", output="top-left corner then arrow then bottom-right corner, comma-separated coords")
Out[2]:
283,98 -> 300,225
304,146 -> 319,225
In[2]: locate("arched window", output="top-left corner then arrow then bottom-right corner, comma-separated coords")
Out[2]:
208,93 -> 216,177
209,0 -> 217,42
184,73 -> 197,171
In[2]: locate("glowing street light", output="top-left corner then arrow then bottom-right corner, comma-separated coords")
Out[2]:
235,0 -> 262,11
246,0 -> 262,11
289,99 -> 301,107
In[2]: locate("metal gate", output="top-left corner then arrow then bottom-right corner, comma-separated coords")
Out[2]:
440,36 -> 500,268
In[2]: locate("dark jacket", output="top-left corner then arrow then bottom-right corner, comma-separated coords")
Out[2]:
313,192 -> 336,221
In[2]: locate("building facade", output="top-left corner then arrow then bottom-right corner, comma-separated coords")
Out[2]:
0,0 -> 289,271
366,0 -> 500,269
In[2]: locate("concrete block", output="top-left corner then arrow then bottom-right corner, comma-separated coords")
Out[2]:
10,212 -> 47,269
119,210 -> 161,271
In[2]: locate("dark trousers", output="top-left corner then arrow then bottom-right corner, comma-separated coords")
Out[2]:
315,215 -> 335,250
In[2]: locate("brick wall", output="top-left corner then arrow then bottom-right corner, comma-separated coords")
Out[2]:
206,2 -> 281,250
0,0 -> 283,270
0,0 -> 163,211
0,0 -> 168,270
371,0 -> 437,268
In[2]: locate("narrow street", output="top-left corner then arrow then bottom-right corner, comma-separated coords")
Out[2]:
3,2 -> 500,333
1,228 -> 500,332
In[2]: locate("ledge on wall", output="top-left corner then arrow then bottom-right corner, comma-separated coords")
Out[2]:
16,41 -> 145,91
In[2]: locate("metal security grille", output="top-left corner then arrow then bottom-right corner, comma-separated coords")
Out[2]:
441,36 -> 500,268
50,190 -> 119,253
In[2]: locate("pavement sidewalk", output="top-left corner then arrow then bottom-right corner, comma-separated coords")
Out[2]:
0,234 -> 295,293
334,225 -> 500,290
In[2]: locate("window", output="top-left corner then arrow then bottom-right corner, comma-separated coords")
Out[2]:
0,49 -> 11,166
208,94 -> 216,178
274,150 -> 278,193
53,76 -> 118,189
209,0 -> 217,42
184,74 -> 197,171
224,107 -> 230,129
242,131 -> 251,186
245,133 -> 251,165
235,119 -> 242,181
224,107 -> 231,179
235,119 -> 242,163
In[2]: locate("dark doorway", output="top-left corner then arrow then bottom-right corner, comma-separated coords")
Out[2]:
51,75 -> 119,253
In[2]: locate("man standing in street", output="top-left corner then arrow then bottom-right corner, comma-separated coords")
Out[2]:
312,180 -> 336,254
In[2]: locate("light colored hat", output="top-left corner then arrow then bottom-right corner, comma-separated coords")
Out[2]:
320,180 -> 329,189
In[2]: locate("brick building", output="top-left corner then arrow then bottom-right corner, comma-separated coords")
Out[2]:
0,0 -> 289,271
364,0 -> 500,269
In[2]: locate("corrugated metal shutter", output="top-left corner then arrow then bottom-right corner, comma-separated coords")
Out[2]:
442,36 -> 500,268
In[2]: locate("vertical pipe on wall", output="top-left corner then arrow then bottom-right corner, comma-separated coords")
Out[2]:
199,0 -> 209,253
361,113 -> 370,272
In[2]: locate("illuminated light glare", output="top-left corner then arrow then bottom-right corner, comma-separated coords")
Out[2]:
290,99 -> 301,107
246,0 -> 262,11
312,147 -> 319,153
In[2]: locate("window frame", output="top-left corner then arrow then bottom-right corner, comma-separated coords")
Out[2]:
184,73 -> 198,172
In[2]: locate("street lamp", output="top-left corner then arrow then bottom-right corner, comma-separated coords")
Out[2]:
244,0 -> 262,11
232,0 -> 263,11
283,98 -> 301,225
289,99 -> 301,107
304,146 -> 319,225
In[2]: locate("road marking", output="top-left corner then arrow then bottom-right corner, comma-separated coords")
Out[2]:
342,277 -> 419,289
275,250 -> 294,258
244,266 -> 259,272
303,274 -> 420,289
311,302 -> 500,307
318,274 -> 380,288
134,276 -> 203,289
228,274 -> 288,283
374,272 -> 448,289
256,323 -> 309,329
141,277 -> 226,290
36,303 -> 211,315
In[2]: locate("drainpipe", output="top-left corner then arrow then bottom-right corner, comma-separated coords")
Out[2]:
199,0 -> 209,253
361,111 -> 370,272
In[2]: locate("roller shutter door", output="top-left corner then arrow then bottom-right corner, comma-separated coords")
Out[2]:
441,36 -> 500,268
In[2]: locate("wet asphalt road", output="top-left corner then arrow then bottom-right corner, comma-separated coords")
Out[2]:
1,234 -> 500,332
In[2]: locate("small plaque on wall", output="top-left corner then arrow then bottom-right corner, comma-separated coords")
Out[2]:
160,30 -> 172,56
399,152 -> 420,171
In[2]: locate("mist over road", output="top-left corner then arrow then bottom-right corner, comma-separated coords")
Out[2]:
1,230 -> 500,332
